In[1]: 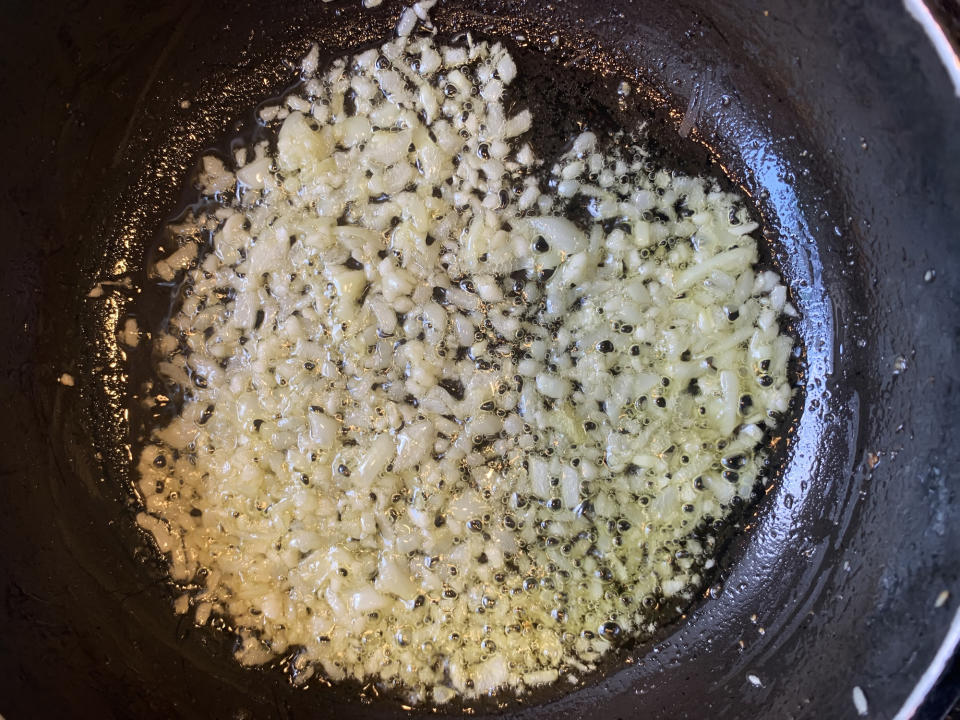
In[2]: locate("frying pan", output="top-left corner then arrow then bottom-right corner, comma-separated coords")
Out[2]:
1,0 -> 958,718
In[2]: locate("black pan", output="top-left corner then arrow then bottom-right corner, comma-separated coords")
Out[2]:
1,0 -> 958,718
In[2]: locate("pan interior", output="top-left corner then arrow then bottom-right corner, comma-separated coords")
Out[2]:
70,1 -> 833,717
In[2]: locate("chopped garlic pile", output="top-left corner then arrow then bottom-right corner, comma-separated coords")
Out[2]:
136,11 -> 794,706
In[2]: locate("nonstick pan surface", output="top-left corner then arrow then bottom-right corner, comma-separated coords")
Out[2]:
1,1 -> 958,718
